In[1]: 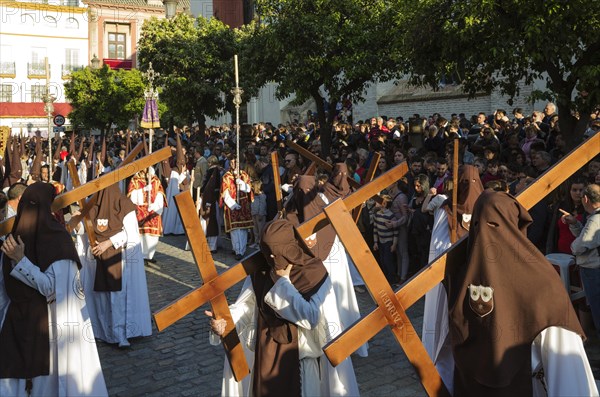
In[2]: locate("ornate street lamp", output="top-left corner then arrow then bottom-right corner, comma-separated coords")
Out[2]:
163,0 -> 178,19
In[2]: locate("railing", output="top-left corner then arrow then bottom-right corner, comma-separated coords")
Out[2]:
28,62 -> 48,78
0,62 -> 16,78
103,58 -> 133,70
62,64 -> 84,78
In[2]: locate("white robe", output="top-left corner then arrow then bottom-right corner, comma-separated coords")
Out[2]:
161,169 -> 189,235
0,256 -> 108,397
530,326 -> 598,396
422,194 -> 454,393
319,193 -> 368,357
212,276 -> 360,397
76,211 -> 152,346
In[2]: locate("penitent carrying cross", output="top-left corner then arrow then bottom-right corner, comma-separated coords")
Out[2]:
152,158 -> 409,380
320,132 -> 600,396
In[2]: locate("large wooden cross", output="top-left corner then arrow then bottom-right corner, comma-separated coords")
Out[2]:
174,192 -> 250,381
152,161 -> 408,332
271,151 -> 283,212
320,133 -> 600,396
0,144 -> 169,236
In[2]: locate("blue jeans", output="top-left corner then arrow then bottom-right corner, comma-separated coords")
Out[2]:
580,266 -> 600,335
378,241 -> 397,285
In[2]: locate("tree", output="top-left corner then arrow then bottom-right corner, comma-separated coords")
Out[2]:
64,66 -> 149,134
243,0 -> 402,155
138,14 -> 257,141
399,0 -> 600,148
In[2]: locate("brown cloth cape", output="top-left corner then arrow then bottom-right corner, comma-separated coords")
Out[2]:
285,175 -> 336,261
0,182 -> 80,379
200,166 -> 220,237
29,135 -> 43,182
318,163 -> 351,260
445,190 -> 584,396
444,164 -> 484,239
251,219 -> 328,397
88,183 -> 137,291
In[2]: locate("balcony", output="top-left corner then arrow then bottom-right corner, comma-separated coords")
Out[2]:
0,62 -> 16,78
103,58 -> 133,70
62,64 -> 84,79
28,62 -> 49,79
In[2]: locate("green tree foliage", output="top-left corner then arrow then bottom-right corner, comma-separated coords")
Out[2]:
138,14 -> 256,137
399,0 -> 600,147
64,66 -> 149,133
243,0 -> 401,155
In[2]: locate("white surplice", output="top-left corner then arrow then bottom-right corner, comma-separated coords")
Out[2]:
128,183 -> 165,260
76,211 -> 152,346
422,194 -> 454,393
161,169 -> 189,235
0,256 -> 108,397
212,276 -> 360,397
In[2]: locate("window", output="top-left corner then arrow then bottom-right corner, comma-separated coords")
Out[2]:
107,33 -> 126,59
31,85 -> 46,102
65,48 -> 79,67
0,85 -> 13,102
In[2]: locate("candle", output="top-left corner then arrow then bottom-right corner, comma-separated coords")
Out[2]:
234,54 -> 239,85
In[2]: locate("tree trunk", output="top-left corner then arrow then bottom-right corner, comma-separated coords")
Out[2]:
195,111 -> 206,146
313,93 -> 330,157
556,101 -> 588,150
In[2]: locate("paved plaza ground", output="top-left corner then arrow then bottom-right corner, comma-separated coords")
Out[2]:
97,235 -> 599,396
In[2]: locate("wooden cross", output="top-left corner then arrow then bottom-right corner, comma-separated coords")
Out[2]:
0,144 -> 169,236
67,160 -> 98,246
271,151 -> 283,212
152,161 -> 409,331
174,192 -> 250,381
450,137 -> 459,243
321,133 -> 600,396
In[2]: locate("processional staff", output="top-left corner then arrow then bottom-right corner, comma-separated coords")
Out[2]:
231,54 -> 243,201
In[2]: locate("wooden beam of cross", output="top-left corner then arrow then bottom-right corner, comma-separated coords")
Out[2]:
286,140 -> 385,207
352,151 -> 380,222
67,160 -> 98,246
304,161 -> 317,176
66,141 -> 145,232
322,133 -> 600,395
324,199 -> 449,396
0,144 -> 169,236
271,151 -> 283,212
174,192 -> 250,381
153,162 -> 409,331
450,138 -> 459,243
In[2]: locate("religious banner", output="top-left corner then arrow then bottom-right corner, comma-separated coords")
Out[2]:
140,97 -> 160,129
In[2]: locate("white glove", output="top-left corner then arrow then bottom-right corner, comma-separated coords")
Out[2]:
236,178 -> 251,193
232,203 -> 242,211
281,184 -> 291,193
143,185 -> 152,192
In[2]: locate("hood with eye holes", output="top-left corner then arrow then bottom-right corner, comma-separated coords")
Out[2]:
445,190 -> 584,393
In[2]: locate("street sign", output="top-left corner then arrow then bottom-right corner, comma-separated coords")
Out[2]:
53,114 -> 65,126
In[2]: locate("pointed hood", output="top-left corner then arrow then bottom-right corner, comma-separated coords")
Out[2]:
86,136 -> 94,166
53,134 -> 62,162
100,134 -> 107,166
19,136 -> 26,159
29,133 -> 43,181
9,135 -> 22,184
69,132 -> 76,157
77,136 -> 85,162
175,130 -> 185,173
161,131 -> 171,177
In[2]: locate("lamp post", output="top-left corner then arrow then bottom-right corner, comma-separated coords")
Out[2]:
162,0 -> 178,18
231,55 -> 243,199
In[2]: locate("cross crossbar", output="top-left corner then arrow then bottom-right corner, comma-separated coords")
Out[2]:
67,160 -> 98,246
271,151 -> 283,212
174,192 -> 250,381
153,162 -> 408,331
324,199 -> 449,396
322,133 -> 600,395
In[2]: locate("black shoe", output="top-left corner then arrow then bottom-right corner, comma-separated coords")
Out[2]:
210,249 -> 218,254
147,258 -> 157,263
235,254 -> 243,260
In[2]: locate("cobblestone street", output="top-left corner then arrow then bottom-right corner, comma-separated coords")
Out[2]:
97,235 -> 599,396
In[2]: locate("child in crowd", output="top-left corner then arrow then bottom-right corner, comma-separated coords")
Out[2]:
372,194 -> 398,285
250,179 -> 266,247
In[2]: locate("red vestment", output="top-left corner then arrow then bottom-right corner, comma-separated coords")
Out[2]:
220,170 -> 253,233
